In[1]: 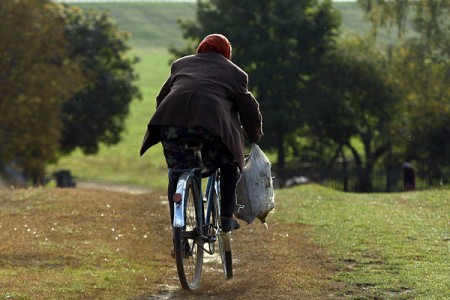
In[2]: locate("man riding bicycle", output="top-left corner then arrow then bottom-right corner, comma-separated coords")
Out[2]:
140,33 -> 263,233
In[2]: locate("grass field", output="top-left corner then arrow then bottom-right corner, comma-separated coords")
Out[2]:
277,186 -> 450,299
0,185 -> 448,299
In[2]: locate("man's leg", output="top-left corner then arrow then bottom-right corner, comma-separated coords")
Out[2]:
220,164 -> 240,231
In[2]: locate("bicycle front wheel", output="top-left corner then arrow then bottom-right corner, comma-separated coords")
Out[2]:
174,175 -> 203,290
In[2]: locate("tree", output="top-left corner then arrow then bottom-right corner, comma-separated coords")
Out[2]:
0,0 -> 85,184
304,36 -> 403,192
0,2 -> 140,185
171,0 -> 340,178
358,0 -> 450,183
56,5 -> 141,155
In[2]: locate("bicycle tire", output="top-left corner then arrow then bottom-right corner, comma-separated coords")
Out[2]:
174,175 -> 203,290
213,179 -> 233,279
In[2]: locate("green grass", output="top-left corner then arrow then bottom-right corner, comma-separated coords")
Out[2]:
276,185 -> 450,299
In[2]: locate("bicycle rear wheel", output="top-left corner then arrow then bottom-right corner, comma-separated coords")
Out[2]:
174,175 -> 203,290
212,185 -> 233,279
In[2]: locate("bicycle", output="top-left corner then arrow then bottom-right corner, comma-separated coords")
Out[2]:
170,144 -> 233,290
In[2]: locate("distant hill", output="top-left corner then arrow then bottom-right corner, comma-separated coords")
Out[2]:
70,2 -> 401,49
72,2 -> 197,48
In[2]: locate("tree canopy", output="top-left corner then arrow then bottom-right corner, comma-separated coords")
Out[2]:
305,36 -> 402,191
0,1 -> 140,185
0,0 -> 85,184
57,5 -> 141,155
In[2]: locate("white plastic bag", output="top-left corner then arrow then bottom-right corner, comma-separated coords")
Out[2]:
235,144 -> 275,224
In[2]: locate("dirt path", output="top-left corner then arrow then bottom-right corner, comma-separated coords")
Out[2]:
157,221 -> 342,300
73,184 -> 342,299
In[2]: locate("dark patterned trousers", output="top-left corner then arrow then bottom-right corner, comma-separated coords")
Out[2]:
160,126 -> 239,222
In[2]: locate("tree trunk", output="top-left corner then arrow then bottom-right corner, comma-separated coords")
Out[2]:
357,166 -> 372,192
346,142 -> 373,192
342,153 -> 349,192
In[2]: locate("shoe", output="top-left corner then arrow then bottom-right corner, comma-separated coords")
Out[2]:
221,217 -> 240,232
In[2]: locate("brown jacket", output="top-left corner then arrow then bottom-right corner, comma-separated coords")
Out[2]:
140,52 -> 263,170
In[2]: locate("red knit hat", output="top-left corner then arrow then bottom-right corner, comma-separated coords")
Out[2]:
196,34 -> 232,59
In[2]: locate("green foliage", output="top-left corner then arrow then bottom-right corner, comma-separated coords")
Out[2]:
0,0 -> 85,184
57,5 -> 141,155
304,36 -> 402,191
